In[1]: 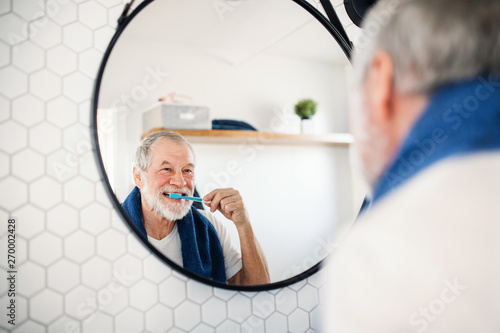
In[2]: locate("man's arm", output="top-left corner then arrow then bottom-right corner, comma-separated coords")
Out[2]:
203,188 -> 270,285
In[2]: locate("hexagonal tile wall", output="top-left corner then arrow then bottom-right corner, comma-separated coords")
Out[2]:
0,0 -> 339,331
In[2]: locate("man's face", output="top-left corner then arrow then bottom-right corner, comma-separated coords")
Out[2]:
348,78 -> 391,190
139,138 -> 196,221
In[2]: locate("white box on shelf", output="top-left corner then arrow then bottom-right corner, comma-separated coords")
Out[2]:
142,102 -> 211,132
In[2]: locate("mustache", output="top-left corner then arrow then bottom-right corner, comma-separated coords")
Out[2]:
158,185 -> 192,197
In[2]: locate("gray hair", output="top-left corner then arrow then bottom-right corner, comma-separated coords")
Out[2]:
133,131 -> 195,172
353,0 -> 500,94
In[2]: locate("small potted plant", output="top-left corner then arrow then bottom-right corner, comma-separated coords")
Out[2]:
294,98 -> 317,133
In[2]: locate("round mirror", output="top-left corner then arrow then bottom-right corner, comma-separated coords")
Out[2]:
92,0 -> 360,290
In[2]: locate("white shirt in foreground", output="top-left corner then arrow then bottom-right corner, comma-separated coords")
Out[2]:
326,152 -> 500,333
148,209 -> 242,280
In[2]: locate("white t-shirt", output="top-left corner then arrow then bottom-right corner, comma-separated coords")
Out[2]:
147,210 -> 242,280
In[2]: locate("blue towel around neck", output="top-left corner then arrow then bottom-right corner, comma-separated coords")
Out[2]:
121,187 -> 227,283
372,74 -> 500,204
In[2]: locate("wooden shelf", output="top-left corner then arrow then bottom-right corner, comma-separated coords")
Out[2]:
172,130 -> 353,146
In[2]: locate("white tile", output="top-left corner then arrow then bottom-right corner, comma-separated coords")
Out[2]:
48,316 -> 81,333
227,293 -> 252,322
174,300 -> 201,331
0,151 -> 8,178
213,287 -> 235,301
30,19 -> 62,49
192,324 -> 215,333
17,262 -> 45,297
12,94 -> 45,127
80,202 -> 111,234
309,305 -> 323,332
11,295 -> 28,326
115,308 -> 144,333
288,308 -> 310,333
159,275 -> 187,308
127,232 -> 150,259
265,312 -> 288,332
251,292 -> 275,319
112,253 -> 143,284
64,285 -> 96,320
47,45 -> 78,76
12,41 -> 45,73
0,40 -> 10,67
29,122 -> 61,155
13,1 -> 44,21
63,72 -> 93,103
0,67 -> 28,98
0,95 -> 9,122
0,0 -> 11,15
78,48 -> 102,78
0,14 -> 28,45
93,25 -> 115,53
82,312 -> 113,333
80,153 -> 100,182
12,148 -> 45,182
46,148 -> 79,181
12,204 -> 45,239
241,315 -> 265,333
47,203 -> 79,237
298,285 -> 319,312
98,0 -> 124,9
0,177 -> 27,210
275,288 -> 298,315
201,297 -> 227,327
12,321 -> 45,333
215,319 -> 240,333
0,120 -> 28,154
187,279 -> 213,305
64,230 -> 96,263
79,1 -> 108,29
130,279 -> 158,311
143,254 -> 173,283
30,68 -> 61,100
81,256 -> 112,289
29,232 -> 62,266
30,176 -> 63,209
50,1 -> 78,26
307,269 -> 327,288
47,258 -> 80,293
100,284 -> 129,316
145,304 -> 173,333
64,176 -> 95,209
63,22 -> 93,52
47,96 -> 78,128
97,228 -> 127,260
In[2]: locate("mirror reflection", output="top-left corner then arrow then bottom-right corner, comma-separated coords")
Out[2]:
97,0 -> 363,285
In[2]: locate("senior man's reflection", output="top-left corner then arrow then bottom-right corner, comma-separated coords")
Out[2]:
121,130 -> 270,285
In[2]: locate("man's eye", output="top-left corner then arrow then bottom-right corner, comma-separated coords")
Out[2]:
184,169 -> 193,173
162,168 -> 171,172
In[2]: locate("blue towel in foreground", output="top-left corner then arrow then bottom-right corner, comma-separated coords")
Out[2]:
122,187 -> 227,283
372,74 -> 500,203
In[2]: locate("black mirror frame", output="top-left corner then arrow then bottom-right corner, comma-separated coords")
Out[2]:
91,0 -> 352,291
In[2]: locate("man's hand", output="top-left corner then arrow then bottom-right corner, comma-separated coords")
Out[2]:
203,187 -> 270,285
203,188 -> 250,227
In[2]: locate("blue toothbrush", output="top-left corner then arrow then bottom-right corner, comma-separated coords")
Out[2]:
169,193 -> 210,203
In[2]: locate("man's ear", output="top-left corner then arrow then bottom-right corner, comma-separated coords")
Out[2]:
133,167 -> 143,189
365,50 -> 395,123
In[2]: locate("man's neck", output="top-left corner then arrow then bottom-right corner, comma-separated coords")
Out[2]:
141,199 -> 176,240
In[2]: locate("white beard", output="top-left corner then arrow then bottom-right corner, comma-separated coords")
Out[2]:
141,177 -> 193,221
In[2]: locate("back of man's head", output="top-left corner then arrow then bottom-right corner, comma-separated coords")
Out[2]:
354,0 -> 500,94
